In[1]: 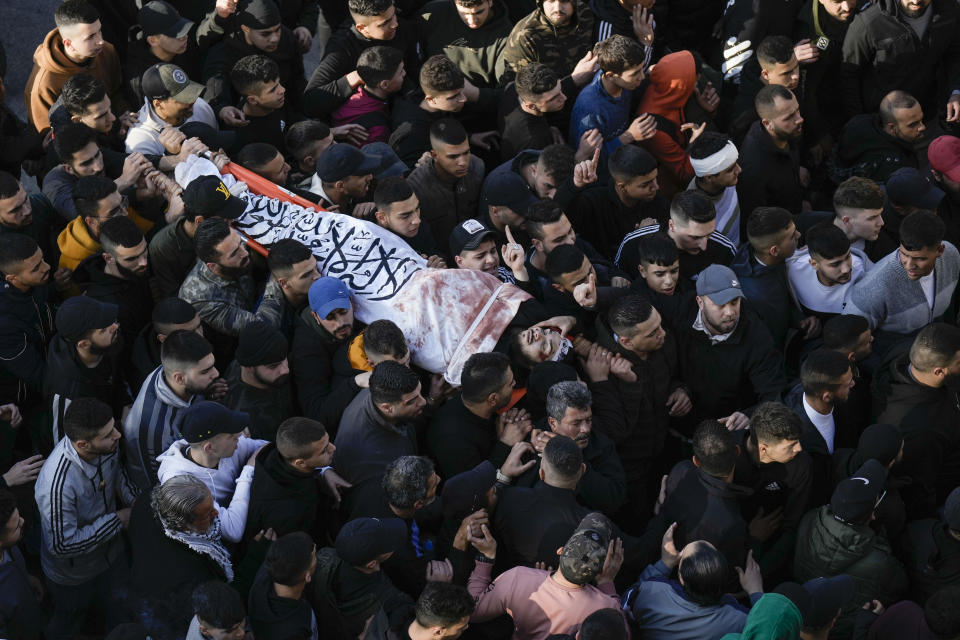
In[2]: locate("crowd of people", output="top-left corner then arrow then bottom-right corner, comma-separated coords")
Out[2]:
2,0 -> 960,637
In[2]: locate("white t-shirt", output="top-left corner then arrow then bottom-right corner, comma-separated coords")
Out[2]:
919,272 -> 936,308
787,248 -> 865,314
802,394 -> 836,454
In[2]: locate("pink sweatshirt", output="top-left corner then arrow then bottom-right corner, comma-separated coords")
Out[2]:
468,561 -> 623,639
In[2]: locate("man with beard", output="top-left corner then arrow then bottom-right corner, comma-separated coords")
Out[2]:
787,222 -> 867,322
0,173 -> 62,267
73,216 -> 153,353
844,211 -> 960,358
124,329 -> 223,491
266,238 -> 321,339
875,323 -> 960,519
503,0 -> 595,81
524,380 -> 627,514
675,265 -> 787,429
731,36 -> 802,141
738,85 -> 806,218
347,455 -> 445,598
833,90 -> 928,183
784,349 -> 857,505
428,352 -> 530,479
179,216 -> 285,360
333,361 -> 427,486
57,174 -> 155,273
289,277 -> 365,431
309,143 -> 378,214
124,63 -> 214,169
44,296 -> 132,451
0,234 -> 56,420
34,397 -> 137,639
840,0 -> 960,119
44,123 -> 154,224
793,0 -> 857,157
929,136 -> 960,238
223,321 -> 294,440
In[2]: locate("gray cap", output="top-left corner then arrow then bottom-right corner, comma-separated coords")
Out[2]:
695,264 -> 745,305
141,63 -> 204,103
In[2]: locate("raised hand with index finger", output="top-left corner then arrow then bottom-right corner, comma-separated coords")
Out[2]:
573,147 -> 601,188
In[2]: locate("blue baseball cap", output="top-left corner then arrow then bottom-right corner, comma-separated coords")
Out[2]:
308,277 -> 351,318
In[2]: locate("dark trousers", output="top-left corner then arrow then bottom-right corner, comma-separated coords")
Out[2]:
44,560 -> 130,640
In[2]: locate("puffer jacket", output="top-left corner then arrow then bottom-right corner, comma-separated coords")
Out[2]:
638,51 -> 698,198
841,0 -> 960,117
34,435 -> 138,586
502,0 -> 596,80
794,505 -> 908,638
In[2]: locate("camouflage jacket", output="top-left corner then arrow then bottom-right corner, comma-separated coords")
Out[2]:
502,0 -> 596,80
178,259 -> 284,338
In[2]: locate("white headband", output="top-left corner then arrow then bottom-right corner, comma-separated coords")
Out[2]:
690,141 -> 739,178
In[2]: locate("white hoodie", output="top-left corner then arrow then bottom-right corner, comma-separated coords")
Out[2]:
156,436 -> 266,543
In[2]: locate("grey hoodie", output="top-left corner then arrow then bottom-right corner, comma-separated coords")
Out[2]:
35,436 -> 138,585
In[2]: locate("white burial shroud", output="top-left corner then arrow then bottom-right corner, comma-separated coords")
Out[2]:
175,155 -> 531,384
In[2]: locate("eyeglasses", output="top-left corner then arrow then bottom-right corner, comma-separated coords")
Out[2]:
96,195 -> 130,220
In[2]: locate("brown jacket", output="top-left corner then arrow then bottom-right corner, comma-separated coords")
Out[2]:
25,29 -> 124,132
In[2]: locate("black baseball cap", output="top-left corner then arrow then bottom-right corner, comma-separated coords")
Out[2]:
885,167 -> 944,210
315,144 -> 380,182
335,517 -> 407,567
181,401 -> 248,443
141,63 -> 204,103
449,219 -> 497,256
182,175 -> 248,219
802,575 -> 854,630
483,171 -> 536,215
239,0 -> 282,29
55,296 -> 118,342
139,1 -> 193,38
831,459 -> 886,525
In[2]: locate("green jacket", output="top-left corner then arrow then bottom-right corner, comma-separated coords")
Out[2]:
502,0 -> 595,81
719,593 -> 802,640
418,0 -> 512,88
794,505 -> 908,638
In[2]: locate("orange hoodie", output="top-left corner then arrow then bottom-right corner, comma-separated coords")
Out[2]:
57,212 -> 154,272
24,29 -> 123,132
638,50 -> 698,198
